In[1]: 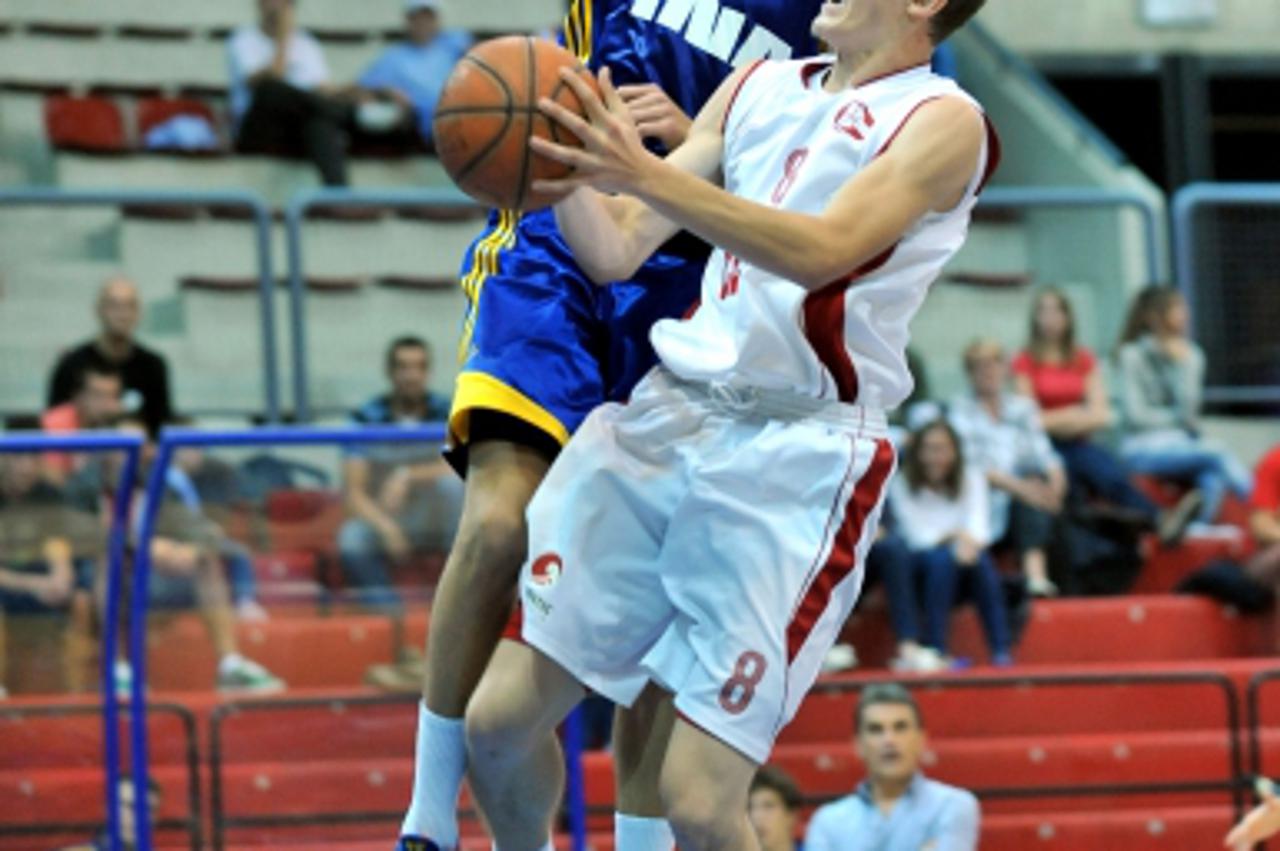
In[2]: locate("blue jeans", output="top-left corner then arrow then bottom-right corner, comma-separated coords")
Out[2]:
910,544 -> 1011,658
220,541 -> 258,606
1123,443 -> 1252,523
337,519 -> 407,613
1053,438 -> 1159,519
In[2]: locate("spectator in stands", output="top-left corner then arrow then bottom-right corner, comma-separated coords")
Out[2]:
805,684 -> 979,850
339,337 -> 460,614
0,453 -> 76,698
1014,288 -> 1200,544
48,277 -> 173,439
228,0 -> 352,185
1245,444 -> 1280,586
41,363 -> 124,485
354,0 -> 472,148
889,421 -> 1011,670
1115,286 -> 1252,527
102,416 -> 283,694
749,765 -> 804,851
60,776 -> 160,851
951,338 -> 1067,598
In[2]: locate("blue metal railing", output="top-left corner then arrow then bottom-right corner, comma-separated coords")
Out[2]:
978,186 -> 1164,285
1172,182 -> 1280,405
123,424 -> 587,851
282,187 -> 480,422
0,188 -> 282,422
0,432 -> 144,851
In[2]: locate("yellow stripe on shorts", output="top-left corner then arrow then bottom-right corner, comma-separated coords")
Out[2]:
456,211 -> 519,364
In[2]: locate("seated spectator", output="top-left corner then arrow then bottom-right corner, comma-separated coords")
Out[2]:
1246,444 -> 1280,586
889,421 -> 1011,670
355,0 -> 472,149
805,683 -> 980,850
48,277 -> 173,439
339,337 -> 461,615
1114,286 -> 1252,527
0,453 -> 76,697
950,339 -> 1067,597
95,417 -> 283,694
229,0 -> 352,185
1013,288 -> 1199,544
749,765 -> 804,851
42,364 -> 124,485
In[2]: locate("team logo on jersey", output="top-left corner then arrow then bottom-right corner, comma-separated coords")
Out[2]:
530,552 -> 564,587
834,100 -> 876,141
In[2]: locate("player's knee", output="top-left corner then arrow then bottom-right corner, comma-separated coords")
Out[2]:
660,771 -> 735,846
464,693 -> 528,768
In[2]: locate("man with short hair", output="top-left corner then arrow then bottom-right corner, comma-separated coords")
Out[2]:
355,0 -> 472,148
228,0 -> 351,185
805,684 -> 979,851
749,766 -> 804,851
48,277 -> 172,438
950,338 -> 1066,598
42,364 -> 125,484
339,337 -> 460,613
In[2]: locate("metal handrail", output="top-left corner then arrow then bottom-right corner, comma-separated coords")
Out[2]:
978,186 -> 1164,285
1172,182 -> 1280,405
282,187 -> 481,422
0,188 -> 282,422
809,670 -> 1247,816
0,432 -> 144,851
0,701 -> 202,850
127,425 -> 445,851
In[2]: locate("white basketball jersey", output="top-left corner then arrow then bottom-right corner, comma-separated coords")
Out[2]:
651,58 -> 999,410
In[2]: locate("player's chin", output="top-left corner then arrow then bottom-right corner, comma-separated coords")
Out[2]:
810,7 -> 849,42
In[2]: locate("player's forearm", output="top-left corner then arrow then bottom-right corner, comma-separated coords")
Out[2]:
633,157 -> 882,291
554,189 -> 658,284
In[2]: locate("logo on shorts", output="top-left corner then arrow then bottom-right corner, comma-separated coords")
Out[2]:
530,552 -> 564,588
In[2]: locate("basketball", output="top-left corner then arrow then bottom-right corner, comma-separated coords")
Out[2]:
433,36 -> 600,211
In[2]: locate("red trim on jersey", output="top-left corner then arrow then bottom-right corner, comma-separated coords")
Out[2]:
873,95 -> 945,158
801,60 -> 930,91
501,605 -> 525,643
855,61 -> 931,89
721,59 -> 767,134
976,116 -> 1002,194
785,439 -> 896,665
801,243 -> 898,403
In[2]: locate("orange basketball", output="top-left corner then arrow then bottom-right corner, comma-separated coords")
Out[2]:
433,37 -> 600,211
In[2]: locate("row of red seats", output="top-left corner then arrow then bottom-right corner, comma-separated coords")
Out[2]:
44,93 -> 216,153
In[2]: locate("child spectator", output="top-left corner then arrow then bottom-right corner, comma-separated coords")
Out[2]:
889,420 -> 1012,670
1114,286 -> 1251,527
1013,288 -> 1199,544
749,765 -> 804,851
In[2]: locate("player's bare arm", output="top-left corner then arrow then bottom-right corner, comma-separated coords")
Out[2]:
539,66 -> 985,291
532,65 -> 748,284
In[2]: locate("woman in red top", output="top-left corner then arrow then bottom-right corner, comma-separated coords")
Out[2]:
1013,289 -> 1195,543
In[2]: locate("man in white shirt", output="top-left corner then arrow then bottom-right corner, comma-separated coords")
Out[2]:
227,0 -> 351,185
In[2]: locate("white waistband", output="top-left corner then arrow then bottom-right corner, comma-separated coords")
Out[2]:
673,376 -> 890,440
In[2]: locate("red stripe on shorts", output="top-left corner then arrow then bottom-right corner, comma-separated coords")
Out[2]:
785,439 -> 896,664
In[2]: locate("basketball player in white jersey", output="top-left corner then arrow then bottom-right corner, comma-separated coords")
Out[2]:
464,1 -> 994,849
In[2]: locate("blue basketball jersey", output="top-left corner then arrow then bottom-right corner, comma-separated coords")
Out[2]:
566,0 -> 819,138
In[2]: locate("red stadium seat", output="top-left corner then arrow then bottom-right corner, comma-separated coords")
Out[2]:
43,95 -> 127,152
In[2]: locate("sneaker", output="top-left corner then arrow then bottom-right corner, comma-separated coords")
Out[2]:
893,646 -> 949,674
1157,490 -> 1203,546
1027,576 -> 1059,598
217,657 -> 285,694
114,660 -> 133,699
821,643 -> 858,673
396,837 -> 446,851
235,599 -> 270,623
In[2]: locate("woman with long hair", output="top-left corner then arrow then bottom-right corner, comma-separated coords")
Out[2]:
888,420 -> 1012,671
1114,286 -> 1251,525
1013,288 -> 1199,543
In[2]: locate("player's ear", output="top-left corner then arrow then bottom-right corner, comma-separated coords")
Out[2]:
906,0 -> 949,29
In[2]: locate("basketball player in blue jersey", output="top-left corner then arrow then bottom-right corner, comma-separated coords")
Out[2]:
395,3 -> 819,851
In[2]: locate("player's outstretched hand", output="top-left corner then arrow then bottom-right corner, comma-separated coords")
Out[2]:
531,66 -> 659,198
1226,778 -> 1280,849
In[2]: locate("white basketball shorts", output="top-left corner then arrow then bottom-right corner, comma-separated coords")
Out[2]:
519,369 -> 896,763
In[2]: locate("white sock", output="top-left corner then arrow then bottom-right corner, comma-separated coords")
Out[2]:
401,702 -> 466,845
615,813 -> 675,851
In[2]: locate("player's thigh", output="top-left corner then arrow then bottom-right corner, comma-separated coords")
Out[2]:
658,716 -> 758,826
449,438 -> 553,574
655,426 -> 895,762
